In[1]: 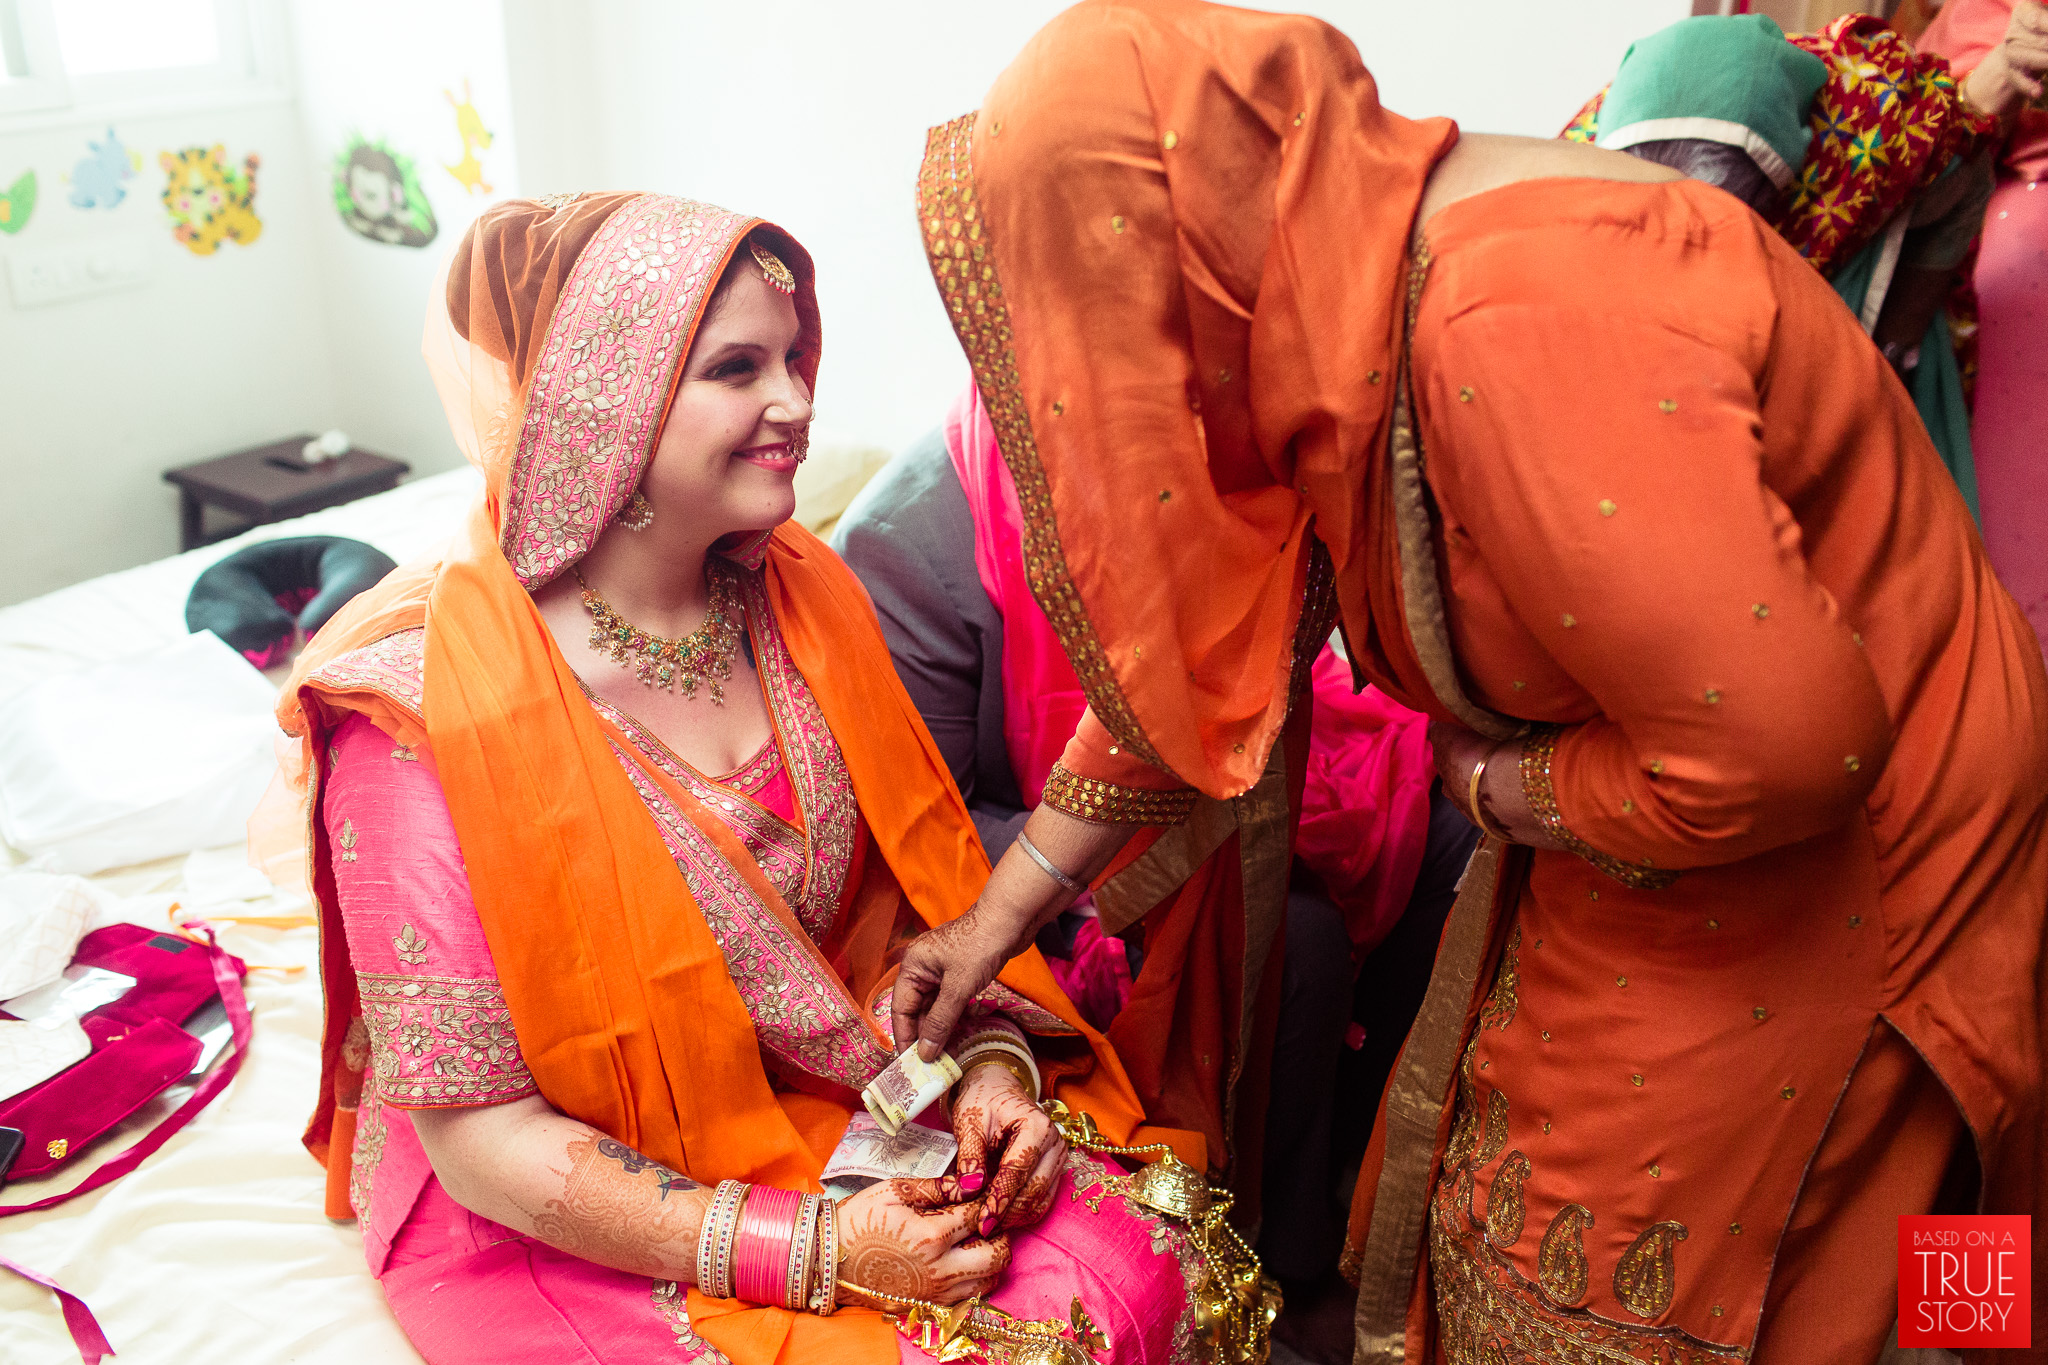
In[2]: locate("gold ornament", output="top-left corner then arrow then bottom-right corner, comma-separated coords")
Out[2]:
576,565 -> 743,702
618,489 -> 654,531
751,242 -> 796,295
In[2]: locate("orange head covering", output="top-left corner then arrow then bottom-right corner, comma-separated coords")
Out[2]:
917,0 -> 1455,798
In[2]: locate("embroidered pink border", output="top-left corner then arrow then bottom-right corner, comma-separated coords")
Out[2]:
501,194 -> 758,589
307,627 -> 427,716
599,571 -> 882,1091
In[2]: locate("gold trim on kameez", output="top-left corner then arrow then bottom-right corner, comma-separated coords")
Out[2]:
1521,725 -> 1680,890
1041,760 -> 1199,827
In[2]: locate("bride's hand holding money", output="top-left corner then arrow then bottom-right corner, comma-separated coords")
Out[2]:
953,1062 -> 1065,1237
834,1178 -> 1011,1305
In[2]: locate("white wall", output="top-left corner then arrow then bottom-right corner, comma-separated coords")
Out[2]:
1,0 -> 1689,608
558,0 -> 1690,456
286,0 -> 520,479
0,92 -> 342,605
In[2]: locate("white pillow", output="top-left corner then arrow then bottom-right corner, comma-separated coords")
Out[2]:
0,632 -> 282,875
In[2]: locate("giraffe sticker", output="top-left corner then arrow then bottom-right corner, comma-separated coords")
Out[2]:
442,79 -> 494,196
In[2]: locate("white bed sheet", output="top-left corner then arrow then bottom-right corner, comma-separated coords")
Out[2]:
0,474 -> 483,1364
0,440 -> 895,1363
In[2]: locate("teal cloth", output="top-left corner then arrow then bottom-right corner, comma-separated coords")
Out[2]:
1830,241 -> 1982,524
1601,16 -> 1828,182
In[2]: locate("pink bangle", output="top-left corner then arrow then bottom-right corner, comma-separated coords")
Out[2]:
733,1186 -> 803,1305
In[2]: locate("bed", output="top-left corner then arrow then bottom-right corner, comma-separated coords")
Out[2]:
0,439 -> 892,1364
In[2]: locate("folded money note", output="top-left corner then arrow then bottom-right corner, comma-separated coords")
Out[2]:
861,1047 -> 962,1136
822,1112 -> 959,1192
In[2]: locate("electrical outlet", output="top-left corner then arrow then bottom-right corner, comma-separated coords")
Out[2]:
5,236 -> 151,308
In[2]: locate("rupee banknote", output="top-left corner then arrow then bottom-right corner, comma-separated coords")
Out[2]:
860,1047 -> 962,1135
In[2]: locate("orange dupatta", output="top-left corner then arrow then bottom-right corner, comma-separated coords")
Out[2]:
278,193 -> 1188,1365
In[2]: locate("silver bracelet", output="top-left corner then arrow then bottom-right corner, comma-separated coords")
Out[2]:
1015,830 -> 1085,896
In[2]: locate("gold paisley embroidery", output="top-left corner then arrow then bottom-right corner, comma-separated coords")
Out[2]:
1485,1151 -> 1531,1249
1477,925 -> 1520,1032
337,818 -> 360,862
1474,1087 -> 1510,1165
1536,1204 -> 1594,1308
393,923 -> 429,966
1431,1182 -> 1742,1364
1613,1221 -> 1690,1320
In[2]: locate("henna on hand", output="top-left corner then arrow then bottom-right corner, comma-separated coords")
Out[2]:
526,1133 -> 709,1282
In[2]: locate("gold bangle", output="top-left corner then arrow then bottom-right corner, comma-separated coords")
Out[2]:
958,1051 -> 1038,1101
1466,742 -> 1510,841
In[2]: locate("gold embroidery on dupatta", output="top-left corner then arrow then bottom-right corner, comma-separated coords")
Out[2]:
589,570 -> 858,942
307,627 -> 426,717
916,113 -> 1166,772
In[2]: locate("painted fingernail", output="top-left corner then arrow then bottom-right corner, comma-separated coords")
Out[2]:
980,1215 -> 997,1238
959,1171 -> 985,1194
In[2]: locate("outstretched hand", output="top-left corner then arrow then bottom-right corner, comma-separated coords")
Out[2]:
890,907 -> 1019,1062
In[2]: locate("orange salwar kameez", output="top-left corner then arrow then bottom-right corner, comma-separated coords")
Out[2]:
913,2 -> 2048,1362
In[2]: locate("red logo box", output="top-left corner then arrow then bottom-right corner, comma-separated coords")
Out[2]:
1898,1215 -> 2031,1349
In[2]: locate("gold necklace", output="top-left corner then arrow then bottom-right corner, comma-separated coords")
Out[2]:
574,565 -> 744,703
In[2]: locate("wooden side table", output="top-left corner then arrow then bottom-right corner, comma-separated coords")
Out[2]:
163,437 -> 411,551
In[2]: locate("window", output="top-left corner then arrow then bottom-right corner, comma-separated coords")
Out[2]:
0,0 -> 257,116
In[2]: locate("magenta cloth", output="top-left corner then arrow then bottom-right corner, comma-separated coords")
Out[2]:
1920,0 -> 2048,653
1964,170 -> 2048,649
1044,916 -> 1136,1033
0,1255 -> 115,1364
944,380 -> 1437,962
1296,648 -> 1435,962
944,383 -> 1083,804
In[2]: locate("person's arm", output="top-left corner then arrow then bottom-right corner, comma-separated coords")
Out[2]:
1421,306 -> 1892,882
412,1099 -> 1010,1303
1962,0 -> 2048,125
414,1098 -> 710,1279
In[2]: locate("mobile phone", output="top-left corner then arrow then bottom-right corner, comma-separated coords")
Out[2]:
0,1126 -> 24,1190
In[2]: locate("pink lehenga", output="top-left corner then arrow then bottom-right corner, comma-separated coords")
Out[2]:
315,571 -> 1204,1364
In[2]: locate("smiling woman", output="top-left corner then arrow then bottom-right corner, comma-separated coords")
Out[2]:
270,191 -> 1215,1365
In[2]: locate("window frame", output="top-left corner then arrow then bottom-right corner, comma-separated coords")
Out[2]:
0,0 -> 271,122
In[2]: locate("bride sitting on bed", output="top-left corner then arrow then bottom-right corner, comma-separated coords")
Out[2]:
275,193 -> 1208,1365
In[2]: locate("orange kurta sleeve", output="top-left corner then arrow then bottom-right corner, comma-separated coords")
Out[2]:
1419,305 -> 1893,876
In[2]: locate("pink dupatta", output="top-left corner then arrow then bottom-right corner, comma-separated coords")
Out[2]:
944,383 -> 1435,966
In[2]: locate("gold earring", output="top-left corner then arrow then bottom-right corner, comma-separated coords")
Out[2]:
618,489 -> 654,531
